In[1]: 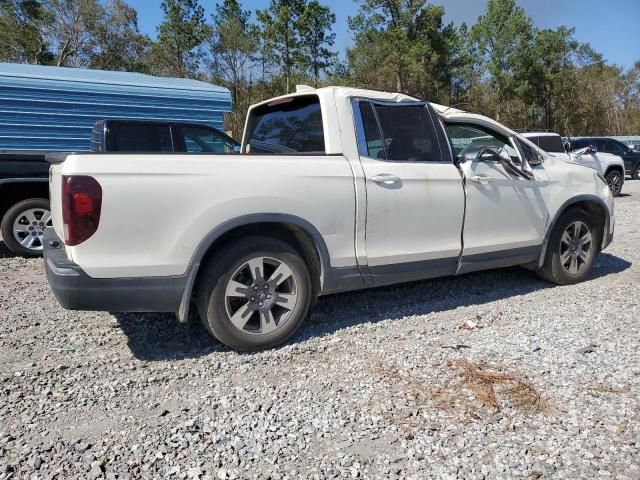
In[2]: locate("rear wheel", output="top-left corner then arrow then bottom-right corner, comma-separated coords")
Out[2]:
537,208 -> 600,285
196,236 -> 313,351
0,198 -> 51,257
604,170 -> 623,196
632,165 -> 640,180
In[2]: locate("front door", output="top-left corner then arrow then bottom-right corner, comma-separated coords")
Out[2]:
354,100 -> 465,286
445,123 -> 550,273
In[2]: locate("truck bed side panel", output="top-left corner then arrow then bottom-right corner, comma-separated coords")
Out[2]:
54,153 -> 357,279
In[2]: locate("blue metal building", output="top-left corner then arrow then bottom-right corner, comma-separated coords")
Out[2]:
0,63 -> 232,152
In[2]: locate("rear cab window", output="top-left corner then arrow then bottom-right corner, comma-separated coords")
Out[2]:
245,95 -> 325,154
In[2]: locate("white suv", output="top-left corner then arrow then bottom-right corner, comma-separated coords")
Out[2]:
523,132 -> 625,196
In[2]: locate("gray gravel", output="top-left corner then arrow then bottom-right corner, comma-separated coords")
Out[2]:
1,182 -> 639,480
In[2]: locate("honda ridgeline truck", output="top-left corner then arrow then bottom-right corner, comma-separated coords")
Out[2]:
44,86 -> 615,351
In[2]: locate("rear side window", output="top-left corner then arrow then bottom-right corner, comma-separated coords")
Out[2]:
246,95 -> 325,154
356,101 -> 440,161
528,135 -> 564,153
180,126 -> 237,153
570,138 -> 588,151
594,139 -> 608,151
358,102 -> 384,158
116,124 -> 173,152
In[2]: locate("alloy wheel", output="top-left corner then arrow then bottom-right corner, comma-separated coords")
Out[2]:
224,256 -> 298,335
12,208 -> 52,252
606,172 -> 622,195
559,221 -> 593,275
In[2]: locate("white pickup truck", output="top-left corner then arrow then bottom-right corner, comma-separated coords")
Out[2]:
44,87 -> 615,351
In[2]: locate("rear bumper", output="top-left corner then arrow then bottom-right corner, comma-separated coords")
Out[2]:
43,229 -> 189,314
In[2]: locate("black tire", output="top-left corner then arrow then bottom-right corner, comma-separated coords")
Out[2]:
196,236 -> 313,351
604,170 -> 623,197
0,198 -> 51,257
633,165 -> 640,180
537,208 -> 600,285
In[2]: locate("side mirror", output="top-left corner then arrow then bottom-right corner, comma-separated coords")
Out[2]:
461,150 -> 479,164
563,141 -> 571,153
586,145 -> 597,154
233,145 -> 241,153
528,155 -> 543,167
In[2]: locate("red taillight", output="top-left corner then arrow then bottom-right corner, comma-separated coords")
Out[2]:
62,175 -> 102,246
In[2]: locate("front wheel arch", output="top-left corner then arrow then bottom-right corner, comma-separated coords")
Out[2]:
537,197 -> 608,269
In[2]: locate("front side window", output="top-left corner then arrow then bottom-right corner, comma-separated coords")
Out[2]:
445,124 -> 520,163
116,124 -> 173,152
246,95 -> 325,154
362,103 -> 439,161
517,138 -> 544,165
180,127 -> 237,153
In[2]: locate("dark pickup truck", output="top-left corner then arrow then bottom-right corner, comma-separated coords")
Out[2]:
1,120 -> 238,257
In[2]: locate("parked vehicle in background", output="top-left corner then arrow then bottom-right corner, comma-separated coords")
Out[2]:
523,132 -> 625,196
44,86 -> 614,351
623,139 -> 640,151
569,137 -> 640,180
0,63 -> 231,257
90,120 -> 238,153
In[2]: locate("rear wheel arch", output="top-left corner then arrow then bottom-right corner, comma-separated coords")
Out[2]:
181,215 -> 329,322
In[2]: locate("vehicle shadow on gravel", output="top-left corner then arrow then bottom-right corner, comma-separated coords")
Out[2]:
112,312 -> 226,361
112,253 -> 630,360
299,252 -> 632,342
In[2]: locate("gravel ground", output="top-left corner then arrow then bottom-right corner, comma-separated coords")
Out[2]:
1,183 -> 639,480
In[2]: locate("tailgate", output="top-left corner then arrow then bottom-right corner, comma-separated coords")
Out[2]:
46,154 -> 66,241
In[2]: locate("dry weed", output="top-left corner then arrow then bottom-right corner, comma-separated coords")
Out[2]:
450,360 -> 553,414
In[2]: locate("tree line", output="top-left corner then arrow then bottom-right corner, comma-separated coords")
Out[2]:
1,0 -> 638,138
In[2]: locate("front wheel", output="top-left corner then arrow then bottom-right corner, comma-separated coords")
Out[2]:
605,170 -> 623,196
196,236 -> 313,351
0,198 -> 52,257
537,209 -> 600,285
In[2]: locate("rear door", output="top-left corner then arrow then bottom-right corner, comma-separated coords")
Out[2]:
353,100 -> 465,286
445,123 -> 550,272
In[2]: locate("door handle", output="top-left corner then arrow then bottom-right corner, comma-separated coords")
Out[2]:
469,175 -> 494,184
371,174 -> 401,185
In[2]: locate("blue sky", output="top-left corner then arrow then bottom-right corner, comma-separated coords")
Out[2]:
127,0 -> 640,70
